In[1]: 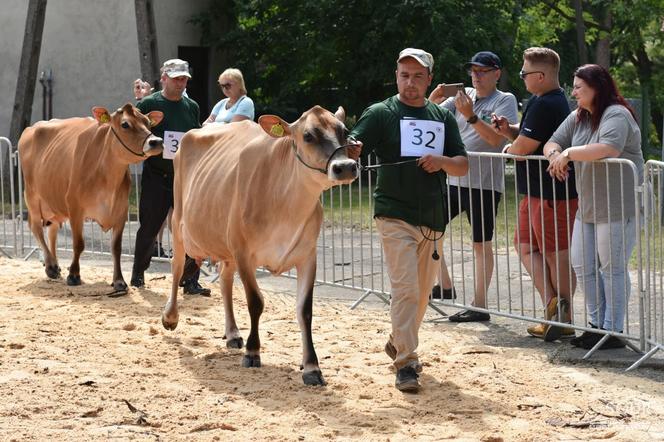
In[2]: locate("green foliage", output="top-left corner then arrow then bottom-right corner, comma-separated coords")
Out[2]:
194,0 -> 522,121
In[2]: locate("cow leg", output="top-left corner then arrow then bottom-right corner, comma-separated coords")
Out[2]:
27,204 -> 60,279
110,222 -> 128,293
45,221 -> 61,278
162,221 -> 184,330
66,215 -> 84,286
220,260 -> 243,349
237,263 -> 263,368
296,256 -> 325,386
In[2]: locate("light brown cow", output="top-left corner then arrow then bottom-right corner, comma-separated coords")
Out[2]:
161,105 -> 358,385
19,103 -> 164,293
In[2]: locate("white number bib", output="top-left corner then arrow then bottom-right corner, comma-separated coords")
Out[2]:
163,131 -> 185,160
400,119 -> 445,157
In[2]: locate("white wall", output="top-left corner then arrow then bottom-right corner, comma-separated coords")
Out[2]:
0,0 -> 210,139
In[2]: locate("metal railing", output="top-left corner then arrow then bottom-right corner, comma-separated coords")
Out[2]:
2,144 -> 662,369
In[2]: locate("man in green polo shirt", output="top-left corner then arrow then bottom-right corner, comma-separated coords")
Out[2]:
349,48 -> 468,392
130,59 -> 210,296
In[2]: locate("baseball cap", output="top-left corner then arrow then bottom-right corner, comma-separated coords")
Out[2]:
161,59 -> 192,78
397,48 -> 434,71
464,51 -> 502,70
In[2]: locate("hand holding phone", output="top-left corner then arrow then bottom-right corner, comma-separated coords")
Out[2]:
441,83 -> 465,98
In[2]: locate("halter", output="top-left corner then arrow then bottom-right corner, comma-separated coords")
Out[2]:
291,138 -> 361,175
110,126 -> 151,158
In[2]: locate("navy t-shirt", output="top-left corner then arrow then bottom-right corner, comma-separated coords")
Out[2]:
516,88 -> 577,200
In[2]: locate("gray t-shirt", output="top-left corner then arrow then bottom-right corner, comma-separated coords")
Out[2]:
441,88 -> 518,192
549,105 -> 644,223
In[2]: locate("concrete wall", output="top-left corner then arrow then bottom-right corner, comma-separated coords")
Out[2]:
0,0 -> 211,139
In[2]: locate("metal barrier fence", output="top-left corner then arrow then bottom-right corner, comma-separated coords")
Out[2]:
2,137 -> 662,369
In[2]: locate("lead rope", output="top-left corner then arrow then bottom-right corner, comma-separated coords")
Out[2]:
110,126 -> 150,158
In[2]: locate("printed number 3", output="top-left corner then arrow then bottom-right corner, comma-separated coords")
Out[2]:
413,128 -> 436,149
170,138 -> 179,153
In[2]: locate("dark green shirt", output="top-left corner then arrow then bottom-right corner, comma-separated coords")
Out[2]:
137,92 -> 201,176
350,95 -> 466,231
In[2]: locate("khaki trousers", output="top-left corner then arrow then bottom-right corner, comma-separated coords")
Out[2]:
375,216 -> 441,369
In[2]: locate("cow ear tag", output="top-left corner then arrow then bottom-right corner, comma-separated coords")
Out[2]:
92,107 -> 111,124
270,124 -> 284,137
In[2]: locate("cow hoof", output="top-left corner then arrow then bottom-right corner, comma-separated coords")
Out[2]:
226,337 -> 244,349
66,274 -> 81,286
45,265 -> 61,279
161,314 -> 178,331
302,370 -> 326,386
113,280 -> 128,292
242,354 -> 261,368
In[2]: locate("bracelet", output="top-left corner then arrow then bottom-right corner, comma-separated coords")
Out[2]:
546,150 -> 561,159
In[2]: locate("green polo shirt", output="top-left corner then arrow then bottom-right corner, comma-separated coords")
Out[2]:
351,95 -> 466,231
137,91 -> 201,176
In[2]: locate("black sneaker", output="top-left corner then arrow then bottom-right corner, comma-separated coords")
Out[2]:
384,341 -> 422,373
430,284 -> 457,300
395,366 -> 420,392
130,273 -> 144,288
448,309 -> 490,322
183,281 -> 211,297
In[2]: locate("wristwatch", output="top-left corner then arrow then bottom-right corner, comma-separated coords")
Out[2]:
467,114 -> 479,125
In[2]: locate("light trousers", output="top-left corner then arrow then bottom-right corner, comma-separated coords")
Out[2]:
376,216 -> 441,369
571,217 -> 637,332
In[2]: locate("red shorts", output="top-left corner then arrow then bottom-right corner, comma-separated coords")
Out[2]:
515,196 -> 578,253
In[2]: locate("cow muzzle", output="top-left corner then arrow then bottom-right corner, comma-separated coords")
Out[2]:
143,135 -> 164,157
328,157 -> 359,183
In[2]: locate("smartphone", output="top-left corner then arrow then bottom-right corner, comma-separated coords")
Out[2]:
441,83 -> 465,98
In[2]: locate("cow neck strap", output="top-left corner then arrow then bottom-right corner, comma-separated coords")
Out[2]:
290,140 -> 360,175
110,126 -> 149,158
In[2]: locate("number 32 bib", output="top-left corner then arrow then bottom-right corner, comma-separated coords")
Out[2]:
400,119 -> 445,157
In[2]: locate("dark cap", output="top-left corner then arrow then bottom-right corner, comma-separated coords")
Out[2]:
463,51 -> 502,70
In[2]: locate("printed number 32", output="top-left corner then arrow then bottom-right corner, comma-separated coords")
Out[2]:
413,128 -> 436,149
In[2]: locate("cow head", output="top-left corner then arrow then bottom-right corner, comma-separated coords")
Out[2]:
92,103 -> 164,160
258,106 -> 359,186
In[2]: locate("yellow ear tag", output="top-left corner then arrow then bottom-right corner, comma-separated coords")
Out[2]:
270,123 -> 284,137
100,114 -> 110,123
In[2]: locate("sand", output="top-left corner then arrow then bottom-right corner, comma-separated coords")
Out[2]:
1,257 -> 663,441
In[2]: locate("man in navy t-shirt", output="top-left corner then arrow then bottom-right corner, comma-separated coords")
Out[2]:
493,47 -> 578,342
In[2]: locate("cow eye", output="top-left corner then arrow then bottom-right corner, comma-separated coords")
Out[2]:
121,121 -> 130,129
303,132 -> 314,143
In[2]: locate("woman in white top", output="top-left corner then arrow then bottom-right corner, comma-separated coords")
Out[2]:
204,68 -> 255,125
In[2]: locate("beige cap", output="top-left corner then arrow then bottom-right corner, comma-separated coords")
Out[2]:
397,48 -> 434,71
161,59 -> 192,78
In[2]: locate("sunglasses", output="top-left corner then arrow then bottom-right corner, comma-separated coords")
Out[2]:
519,70 -> 544,80
220,82 -> 233,90
467,68 -> 497,77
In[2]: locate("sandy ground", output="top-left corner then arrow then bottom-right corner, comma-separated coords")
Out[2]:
1,257 -> 664,441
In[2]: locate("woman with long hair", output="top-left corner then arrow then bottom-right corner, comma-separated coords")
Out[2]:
544,64 -> 644,350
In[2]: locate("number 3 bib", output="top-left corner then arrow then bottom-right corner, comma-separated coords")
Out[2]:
163,130 -> 185,160
400,119 -> 445,157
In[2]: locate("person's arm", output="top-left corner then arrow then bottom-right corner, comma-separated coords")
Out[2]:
203,113 -> 218,125
417,154 -> 469,176
503,134 -> 540,155
455,91 -> 513,147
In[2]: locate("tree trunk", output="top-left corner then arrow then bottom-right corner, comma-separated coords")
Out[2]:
134,0 -> 160,87
7,0 -> 47,202
594,9 -> 611,68
572,0 -> 589,65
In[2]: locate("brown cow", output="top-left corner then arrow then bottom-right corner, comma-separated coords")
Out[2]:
161,105 -> 358,385
19,103 -> 164,293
